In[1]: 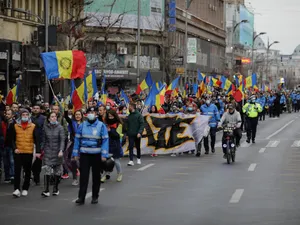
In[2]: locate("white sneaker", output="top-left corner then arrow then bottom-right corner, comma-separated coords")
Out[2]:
137,159 -> 141,165
72,180 -> 79,186
171,153 -> 177,157
13,189 -> 21,197
127,161 -> 134,166
21,190 -> 28,197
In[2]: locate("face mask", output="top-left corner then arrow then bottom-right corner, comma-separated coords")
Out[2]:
87,114 -> 96,121
123,110 -> 127,114
50,121 -> 58,125
68,115 -> 72,119
106,106 -> 110,110
188,107 -> 193,111
218,96 -> 221,99
206,100 -> 211,105
251,99 -> 256,103
178,100 -> 182,103
21,117 -> 29,122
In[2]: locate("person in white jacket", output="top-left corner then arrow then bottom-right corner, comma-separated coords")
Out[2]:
218,104 -> 242,149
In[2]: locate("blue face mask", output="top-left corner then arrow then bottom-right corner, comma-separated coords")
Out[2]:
50,121 -> 58,125
87,114 -> 96,121
21,117 -> 28,122
188,107 -> 193,111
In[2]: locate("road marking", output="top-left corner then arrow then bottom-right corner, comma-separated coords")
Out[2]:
266,120 -> 294,139
72,188 -> 105,202
137,163 -> 155,171
229,189 -> 244,203
241,141 -> 251,148
259,148 -> 266,153
248,163 -> 257,171
291,140 -> 300,147
266,140 -> 280,147
175,173 -> 189,175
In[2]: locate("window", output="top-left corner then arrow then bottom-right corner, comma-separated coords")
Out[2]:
126,44 -> 136,55
141,45 -> 149,56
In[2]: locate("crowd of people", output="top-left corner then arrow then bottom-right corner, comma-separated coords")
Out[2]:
0,88 -> 298,204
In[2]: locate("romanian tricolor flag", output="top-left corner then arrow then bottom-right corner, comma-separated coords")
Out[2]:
166,76 -> 180,92
226,84 -> 234,96
210,77 -> 222,88
253,85 -> 259,93
144,84 -> 166,112
40,50 -> 86,80
197,81 -> 206,97
6,79 -> 20,105
262,84 -> 270,92
245,73 -> 257,89
197,69 -> 205,82
135,70 -> 153,94
71,80 -> 85,111
220,76 -> 232,90
101,93 -> 108,105
84,70 -> 98,101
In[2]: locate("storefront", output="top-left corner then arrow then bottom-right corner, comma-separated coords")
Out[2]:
0,40 -> 22,96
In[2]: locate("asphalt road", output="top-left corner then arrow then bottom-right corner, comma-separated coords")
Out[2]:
1,113 -> 300,225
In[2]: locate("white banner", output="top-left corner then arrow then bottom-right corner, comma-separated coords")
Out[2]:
123,113 -> 210,155
187,38 -> 197,63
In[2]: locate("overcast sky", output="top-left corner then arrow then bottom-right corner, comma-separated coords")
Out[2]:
246,0 -> 300,54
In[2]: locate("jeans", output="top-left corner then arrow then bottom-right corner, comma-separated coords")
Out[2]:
3,147 -> 14,180
128,136 -> 141,161
114,158 -> 122,174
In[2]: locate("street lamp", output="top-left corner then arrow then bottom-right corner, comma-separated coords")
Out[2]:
231,19 -> 248,78
251,32 -> 266,73
265,39 -> 279,87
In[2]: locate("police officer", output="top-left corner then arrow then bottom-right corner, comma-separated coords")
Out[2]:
72,107 -> 109,205
243,95 -> 262,143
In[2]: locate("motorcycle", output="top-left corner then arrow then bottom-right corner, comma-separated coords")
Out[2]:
222,124 -> 236,164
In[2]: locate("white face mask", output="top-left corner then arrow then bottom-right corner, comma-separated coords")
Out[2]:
87,114 -> 96,121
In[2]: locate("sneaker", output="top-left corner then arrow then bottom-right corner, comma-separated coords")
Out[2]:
101,176 -> 107,183
127,161 -> 134,166
13,189 -> 21,198
211,148 -> 215,153
91,198 -> 98,204
246,139 -> 250,143
137,159 -> 141,165
61,174 -> 69,179
4,179 -> 11,184
117,174 -> 123,182
21,190 -> 28,197
53,190 -> 60,196
72,179 -> 79,186
170,153 -> 177,157
42,191 -> 50,197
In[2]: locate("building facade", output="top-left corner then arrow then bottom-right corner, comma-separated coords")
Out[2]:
0,0 -> 72,101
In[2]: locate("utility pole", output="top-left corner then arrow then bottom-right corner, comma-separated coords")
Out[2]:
136,0 -> 141,86
6,49 -> 9,95
44,0 -> 49,102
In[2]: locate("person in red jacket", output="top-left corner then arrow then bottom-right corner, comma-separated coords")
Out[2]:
1,109 -> 15,183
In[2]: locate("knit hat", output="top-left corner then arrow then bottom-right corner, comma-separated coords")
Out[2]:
20,108 -> 30,115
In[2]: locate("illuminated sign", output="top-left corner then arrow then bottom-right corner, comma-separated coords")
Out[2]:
242,58 -> 251,64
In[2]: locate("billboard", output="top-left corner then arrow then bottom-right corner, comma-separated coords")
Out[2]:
84,0 -> 164,31
187,38 -> 197,63
239,5 -> 254,48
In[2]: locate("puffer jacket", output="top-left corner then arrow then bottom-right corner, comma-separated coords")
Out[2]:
42,122 -> 65,166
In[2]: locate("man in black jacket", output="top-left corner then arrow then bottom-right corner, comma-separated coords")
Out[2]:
31,104 -> 46,185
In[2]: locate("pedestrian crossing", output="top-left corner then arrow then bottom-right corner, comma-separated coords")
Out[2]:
215,140 -> 300,148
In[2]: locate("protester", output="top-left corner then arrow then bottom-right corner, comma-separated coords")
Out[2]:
101,109 -> 123,182
31,103 -> 46,185
127,103 -> 144,166
11,109 -> 40,197
1,109 -> 14,183
41,112 -> 65,197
